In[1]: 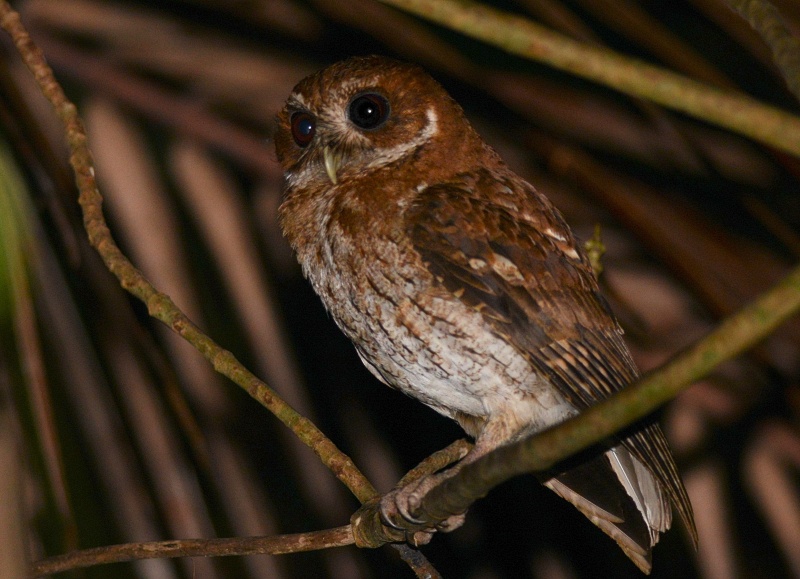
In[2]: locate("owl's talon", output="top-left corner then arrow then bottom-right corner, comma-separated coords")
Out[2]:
379,471 -> 468,541
380,484 -> 429,529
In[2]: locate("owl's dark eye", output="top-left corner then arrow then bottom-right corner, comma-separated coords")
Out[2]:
348,93 -> 390,130
290,112 -> 316,147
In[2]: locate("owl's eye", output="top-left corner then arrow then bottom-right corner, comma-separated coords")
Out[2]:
348,93 -> 390,130
290,112 -> 316,147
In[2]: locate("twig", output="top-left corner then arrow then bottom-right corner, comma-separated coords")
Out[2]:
30,526 -> 354,577
376,0 -> 800,157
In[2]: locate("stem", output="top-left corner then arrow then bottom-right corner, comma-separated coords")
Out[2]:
30,527 -> 354,577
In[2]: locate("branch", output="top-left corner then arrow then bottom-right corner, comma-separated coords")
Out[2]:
353,260 -> 800,543
30,527 -> 354,577
376,0 -> 800,157
29,442 -> 473,576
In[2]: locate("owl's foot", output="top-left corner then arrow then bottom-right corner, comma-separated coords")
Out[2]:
379,471 -> 468,544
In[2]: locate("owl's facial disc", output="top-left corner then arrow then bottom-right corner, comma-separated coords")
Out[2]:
276,60 -> 444,188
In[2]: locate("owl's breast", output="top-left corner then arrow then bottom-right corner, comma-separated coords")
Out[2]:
299,202 -> 565,428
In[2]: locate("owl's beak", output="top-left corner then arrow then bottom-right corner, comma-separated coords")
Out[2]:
322,146 -> 343,185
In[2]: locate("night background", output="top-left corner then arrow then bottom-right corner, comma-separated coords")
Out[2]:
2,1 -> 800,577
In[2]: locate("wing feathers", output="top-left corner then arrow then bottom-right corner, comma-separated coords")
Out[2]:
406,169 -> 697,552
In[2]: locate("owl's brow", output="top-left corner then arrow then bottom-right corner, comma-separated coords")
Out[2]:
288,92 -> 308,109
334,77 -> 380,95
366,107 -> 439,170
290,78 -> 381,112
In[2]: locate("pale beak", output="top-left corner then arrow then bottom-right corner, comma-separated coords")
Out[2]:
322,146 -> 342,185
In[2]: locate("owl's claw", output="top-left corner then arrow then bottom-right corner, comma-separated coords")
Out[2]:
379,472 -> 468,542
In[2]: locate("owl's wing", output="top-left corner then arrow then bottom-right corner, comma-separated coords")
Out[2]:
405,168 -> 696,545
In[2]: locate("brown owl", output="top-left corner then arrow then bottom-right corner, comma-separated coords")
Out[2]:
275,55 -> 696,573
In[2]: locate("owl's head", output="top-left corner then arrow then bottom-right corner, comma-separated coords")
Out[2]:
274,56 -> 487,190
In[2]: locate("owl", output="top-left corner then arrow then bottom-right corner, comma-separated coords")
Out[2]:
275,55 -> 696,573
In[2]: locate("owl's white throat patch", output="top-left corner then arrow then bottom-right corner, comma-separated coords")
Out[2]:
366,107 -> 438,170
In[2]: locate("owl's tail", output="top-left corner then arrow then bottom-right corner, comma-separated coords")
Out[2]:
543,444 -> 672,574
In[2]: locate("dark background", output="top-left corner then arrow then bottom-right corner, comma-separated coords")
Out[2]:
3,1 -> 800,577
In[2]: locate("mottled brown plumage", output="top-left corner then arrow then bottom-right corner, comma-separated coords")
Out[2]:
275,55 -> 696,573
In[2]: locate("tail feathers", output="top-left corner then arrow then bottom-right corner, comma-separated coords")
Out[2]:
543,447 -> 671,574
608,447 -> 671,540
